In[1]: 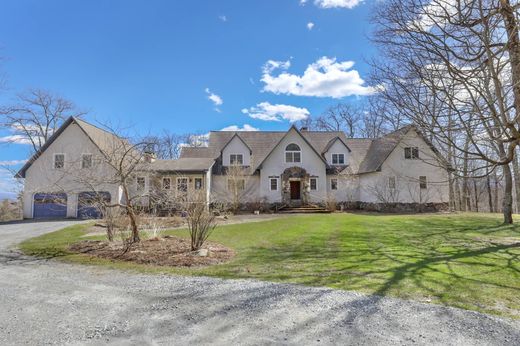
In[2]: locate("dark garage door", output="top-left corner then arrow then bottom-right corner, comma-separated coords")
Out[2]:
77,191 -> 111,219
33,193 -> 68,219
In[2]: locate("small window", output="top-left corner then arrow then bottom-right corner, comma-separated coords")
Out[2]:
404,147 -> 419,159
332,154 -> 345,165
54,154 -> 65,169
228,179 -> 245,191
285,143 -> 301,163
230,154 -> 244,165
137,177 -> 146,191
331,178 -> 338,190
419,176 -> 427,189
81,154 -> 92,169
162,177 -> 171,190
310,178 -> 317,191
177,178 -> 188,193
194,178 -> 203,190
270,178 -> 278,191
388,176 -> 396,189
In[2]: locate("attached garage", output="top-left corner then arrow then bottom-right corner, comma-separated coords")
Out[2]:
77,191 -> 111,219
33,193 -> 68,219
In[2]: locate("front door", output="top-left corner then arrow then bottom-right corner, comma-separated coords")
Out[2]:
290,181 -> 301,200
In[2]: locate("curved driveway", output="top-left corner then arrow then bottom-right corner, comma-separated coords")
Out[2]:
0,221 -> 519,345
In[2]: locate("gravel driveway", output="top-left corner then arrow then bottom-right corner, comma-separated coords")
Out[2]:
0,221 -> 519,345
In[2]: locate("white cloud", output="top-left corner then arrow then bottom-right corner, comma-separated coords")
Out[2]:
0,135 -> 33,145
205,88 -> 223,106
307,22 -> 315,30
219,15 -> 227,22
221,124 -> 259,131
313,0 -> 363,9
241,102 -> 310,122
0,160 -> 26,166
261,56 -> 376,98
300,0 -> 308,5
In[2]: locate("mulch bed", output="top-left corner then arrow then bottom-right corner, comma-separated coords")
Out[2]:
69,236 -> 234,267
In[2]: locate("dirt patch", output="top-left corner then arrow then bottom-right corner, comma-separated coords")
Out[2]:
69,236 -> 234,267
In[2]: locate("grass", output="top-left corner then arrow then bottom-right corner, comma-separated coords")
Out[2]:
19,212 -> 520,318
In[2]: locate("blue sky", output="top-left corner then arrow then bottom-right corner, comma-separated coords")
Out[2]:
0,0 -> 376,194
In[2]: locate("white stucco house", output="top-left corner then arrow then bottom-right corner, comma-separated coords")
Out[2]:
16,117 -> 449,219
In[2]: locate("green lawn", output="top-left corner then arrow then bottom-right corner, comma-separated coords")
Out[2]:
19,213 -> 520,318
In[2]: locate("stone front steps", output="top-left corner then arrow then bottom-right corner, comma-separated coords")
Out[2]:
278,205 -> 331,214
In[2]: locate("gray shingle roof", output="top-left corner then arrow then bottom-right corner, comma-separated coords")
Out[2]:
179,126 -> 418,175
183,129 -> 354,170
357,126 -> 412,173
149,158 -> 214,172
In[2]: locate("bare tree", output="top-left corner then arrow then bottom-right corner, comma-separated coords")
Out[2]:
371,0 -> 520,223
225,162 -> 252,212
184,189 -> 217,251
315,103 -> 363,137
0,89 -> 86,153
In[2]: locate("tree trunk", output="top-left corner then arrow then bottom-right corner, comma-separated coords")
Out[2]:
486,167 -> 494,213
448,172 -> 455,211
494,170 -> 499,213
122,183 -> 140,243
473,179 -> 479,212
512,153 -> 520,213
502,164 -> 514,224
455,177 -> 463,211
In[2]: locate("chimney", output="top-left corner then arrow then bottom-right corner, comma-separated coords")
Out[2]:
143,144 -> 156,163
300,127 -> 308,132
143,151 -> 156,163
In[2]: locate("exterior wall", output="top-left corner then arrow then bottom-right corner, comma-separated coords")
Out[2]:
259,129 -> 327,203
326,174 -> 360,202
222,136 -> 251,166
210,175 -> 260,203
359,129 -> 449,203
324,139 -> 350,166
22,123 -> 121,218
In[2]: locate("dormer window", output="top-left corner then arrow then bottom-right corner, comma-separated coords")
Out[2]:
332,154 -> 345,165
285,143 -> 301,163
230,154 -> 244,165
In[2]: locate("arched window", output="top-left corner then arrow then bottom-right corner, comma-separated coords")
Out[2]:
285,143 -> 301,163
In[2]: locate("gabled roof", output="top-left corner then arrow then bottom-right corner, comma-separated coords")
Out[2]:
15,117 -> 123,178
255,126 -> 328,170
322,136 -> 351,154
184,126 -> 352,173
220,132 -> 252,155
357,125 -> 440,174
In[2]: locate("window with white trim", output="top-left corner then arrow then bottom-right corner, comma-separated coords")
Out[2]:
332,153 -> 345,165
285,143 -> 301,163
331,178 -> 338,190
388,176 -> 396,189
136,177 -> 146,192
81,154 -> 92,169
230,154 -> 244,165
404,147 -> 419,159
177,178 -> 188,193
162,177 -> 171,190
419,176 -> 427,189
194,178 -> 203,190
310,178 -> 317,191
54,154 -> 65,169
270,178 -> 278,191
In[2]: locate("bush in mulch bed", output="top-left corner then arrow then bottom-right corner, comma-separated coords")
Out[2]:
69,236 -> 234,267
